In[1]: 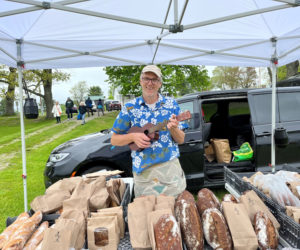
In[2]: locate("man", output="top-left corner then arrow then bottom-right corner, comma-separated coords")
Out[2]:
111,65 -> 187,197
97,98 -> 104,116
85,96 -> 93,117
65,97 -> 74,120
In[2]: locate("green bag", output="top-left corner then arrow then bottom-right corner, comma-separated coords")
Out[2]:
233,142 -> 253,162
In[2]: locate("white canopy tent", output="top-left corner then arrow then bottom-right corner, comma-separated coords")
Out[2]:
1,0 -> 300,211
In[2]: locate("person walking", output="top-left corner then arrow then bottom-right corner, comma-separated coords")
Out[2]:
85,97 -> 93,117
79,101 -> 87,125
52,101 -> 62,124
97,98 -> 104,116
65,97 -> 74,120
110,65 -> 188,198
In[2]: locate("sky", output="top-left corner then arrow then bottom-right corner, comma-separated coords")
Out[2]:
52,67 -> 109,104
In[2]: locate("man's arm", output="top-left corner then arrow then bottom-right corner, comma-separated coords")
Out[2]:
111,132 -> 151,149
167,114 -> 185,144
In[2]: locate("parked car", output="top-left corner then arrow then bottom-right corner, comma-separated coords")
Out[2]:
104,100 -> 112,111
106,100 -> 121,111
44,87 -> 300,190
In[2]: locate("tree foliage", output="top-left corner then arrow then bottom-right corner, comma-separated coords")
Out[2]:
211,66 -> 257,89
104,65 -> 211,97
88,85 -> 104,97
70,81 -> 89,105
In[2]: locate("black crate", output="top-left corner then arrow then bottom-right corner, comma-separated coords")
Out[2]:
277,211 -> 300,249
224,167 -> 251,195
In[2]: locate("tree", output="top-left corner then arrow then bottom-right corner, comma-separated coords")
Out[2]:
70,81 -> 89,105
88,86 -> 104,96
104,65 -> 211,97
211,66 -> 257,89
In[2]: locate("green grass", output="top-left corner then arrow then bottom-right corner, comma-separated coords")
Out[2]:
0,112 -> 118,231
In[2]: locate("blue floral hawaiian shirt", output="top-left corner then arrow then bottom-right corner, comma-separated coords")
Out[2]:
111,94 -> 188,174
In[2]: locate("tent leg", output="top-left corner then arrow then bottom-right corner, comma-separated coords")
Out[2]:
17,51 -> 28,211
271,60 -> 277,173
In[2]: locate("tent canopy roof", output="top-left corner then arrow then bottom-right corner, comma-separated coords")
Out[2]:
1,0 -> 300,69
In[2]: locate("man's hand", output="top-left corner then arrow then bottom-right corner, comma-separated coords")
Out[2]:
132,133 -> 151,149
167,114 -> 179,130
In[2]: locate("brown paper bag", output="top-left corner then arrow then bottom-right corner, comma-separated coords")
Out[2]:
154,202 -> 174,215
89,181 -> 110,211
55,218 -> 81,248
204,143 -> 215,162
128,201 -> 153,249
211,138 -> 232,163
134,195 -> 156,207
41,228 -> 73,250
240,190 -> 280,230
286,181 -> 300,199
87,216 -> 119,250
147,209 -> 173,250
45,177 -> 82,195
60,210 -> 86,249
31,191 -> 70,214
222,202 -> 258,250
286,206 -> 300,223
63,197 -> 89,218
106,178 -> 126,207
92,206 -> 124,238
156,194 -> 175,207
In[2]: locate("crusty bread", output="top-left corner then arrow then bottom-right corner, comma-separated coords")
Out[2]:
154,214 -> 182,250
0,212 -> 29,249
3,211 -> 43,250
202,208 -> 232,250
196,188 -> 220,216
254,211 -> 278,250
175,191 -> 204,250
23,221 -> 48,250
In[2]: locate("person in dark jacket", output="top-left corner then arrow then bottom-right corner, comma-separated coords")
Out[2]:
97,98 -> 104,116
85,97 -> 93,117
65,97 -> 74,120
79,101 -> 87,125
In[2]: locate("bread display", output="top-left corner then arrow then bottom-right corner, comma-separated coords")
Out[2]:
202,208 -> 232,250
253,211 -> 279,250
23,221 -> 49,250
175,191 -> 204,250
196,188 -> 220,216
154,214 -> 182,250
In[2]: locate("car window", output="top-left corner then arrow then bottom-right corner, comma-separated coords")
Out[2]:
178,100 -> 199,130
202,103 -> 217,122
112,101 -> 119,104
278,92 -> 300,122
229,102 -> 250,116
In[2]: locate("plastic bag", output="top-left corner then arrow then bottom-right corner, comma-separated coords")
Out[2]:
253,174 -> 300,207
275,170 -> 300,182
232,142 -> 253,162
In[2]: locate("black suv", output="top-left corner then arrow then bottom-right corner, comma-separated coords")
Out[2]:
44,87 -> 300,190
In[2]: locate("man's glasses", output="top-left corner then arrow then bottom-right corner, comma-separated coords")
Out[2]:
142,77 -> 160,84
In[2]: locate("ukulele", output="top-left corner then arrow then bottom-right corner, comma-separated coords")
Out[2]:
128,111 -> 191,151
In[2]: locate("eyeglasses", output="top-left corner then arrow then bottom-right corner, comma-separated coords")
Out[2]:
142,77 -> 160,84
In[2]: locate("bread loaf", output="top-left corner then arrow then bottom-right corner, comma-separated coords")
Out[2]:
196,188 -> 220,216
3,211 -> 43,250
0,212 -> 29,248
202,208 -> 232,250
175,191 -> 204,250
154,214 -> 182,250
253,211 -> 278,250
23,221 -> 48,250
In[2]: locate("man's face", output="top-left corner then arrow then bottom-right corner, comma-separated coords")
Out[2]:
140,72 -> 162,99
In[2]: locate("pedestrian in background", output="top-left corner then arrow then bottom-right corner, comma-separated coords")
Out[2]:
79,101 -> 87,125
97,98 -> 104,116
85,97 -> 93,117
52,101 -> 62,124
65,97 -> 74,120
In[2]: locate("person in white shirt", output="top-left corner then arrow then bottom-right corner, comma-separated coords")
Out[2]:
52,101 -> 62,123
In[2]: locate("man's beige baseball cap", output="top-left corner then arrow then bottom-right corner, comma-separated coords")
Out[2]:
141,65 -> 162,79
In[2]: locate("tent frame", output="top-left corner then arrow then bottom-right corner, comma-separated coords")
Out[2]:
2,0 -> 297,211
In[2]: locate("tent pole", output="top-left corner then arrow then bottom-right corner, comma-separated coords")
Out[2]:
271,40 -> 278,173
17,40 -> 28,211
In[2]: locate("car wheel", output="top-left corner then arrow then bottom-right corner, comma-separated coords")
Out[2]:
82,166 -> 113,175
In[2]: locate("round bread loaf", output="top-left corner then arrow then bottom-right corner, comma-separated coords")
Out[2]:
196,188 -> 220,216
202,208 -> 232,250
175,195 -> 204,250
254,211 -> 279,250
154,214 -> 182,250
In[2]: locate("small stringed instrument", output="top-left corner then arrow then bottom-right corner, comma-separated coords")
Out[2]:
128,111 -> 191,151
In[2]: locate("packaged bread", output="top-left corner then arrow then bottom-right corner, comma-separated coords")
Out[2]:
202,208 -> 232,250
154,214 -> 182,250
253,211 -> 279,250
196,188 -> 220,216
23,221 -> 49,250
220,194 -> 239,212
175,191 -> 204,250
3,211 -> 43,250
0,212 -> 29,248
